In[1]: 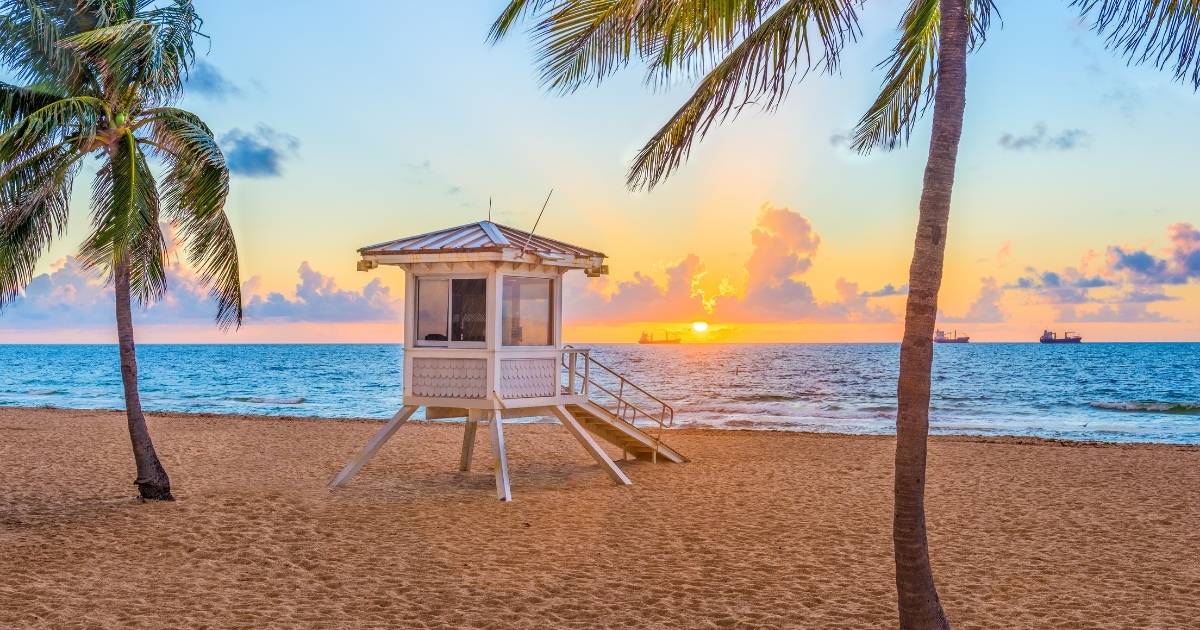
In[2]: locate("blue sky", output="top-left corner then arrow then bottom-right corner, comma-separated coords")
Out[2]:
3,1 -> 1198,341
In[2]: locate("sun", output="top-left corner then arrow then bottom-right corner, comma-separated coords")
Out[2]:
691,321 -> 709,333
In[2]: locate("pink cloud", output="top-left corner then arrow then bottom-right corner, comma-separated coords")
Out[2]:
245,263 -> 402,322
564,204 -> 898,325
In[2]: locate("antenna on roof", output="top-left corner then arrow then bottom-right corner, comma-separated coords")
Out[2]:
520,189 -> 553,254
488,197 -> 492,222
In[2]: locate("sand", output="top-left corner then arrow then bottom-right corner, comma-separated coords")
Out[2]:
1,407 -> 1197,629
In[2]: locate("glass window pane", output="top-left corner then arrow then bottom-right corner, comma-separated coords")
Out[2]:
502,276 -> 552,346
451,278 -> 487,343
416,278 -> 448,343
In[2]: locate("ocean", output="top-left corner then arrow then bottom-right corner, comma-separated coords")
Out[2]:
1,343 -> 1197,445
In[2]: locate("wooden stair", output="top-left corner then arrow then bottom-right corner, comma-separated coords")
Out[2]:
565,402 -> 687,464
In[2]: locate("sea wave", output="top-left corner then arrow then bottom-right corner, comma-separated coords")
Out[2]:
27,388 -> 59,395
730,394 -> 796,403
228,396 -> 306,405
1089,401 -> 1200,414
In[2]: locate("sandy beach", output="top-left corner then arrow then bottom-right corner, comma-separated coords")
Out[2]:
1,407 -> 1197,629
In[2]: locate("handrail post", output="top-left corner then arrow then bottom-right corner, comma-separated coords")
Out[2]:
567,350 -> 576,396
583,351 -> 590,398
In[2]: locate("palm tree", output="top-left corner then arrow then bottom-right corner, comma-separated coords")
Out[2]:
852,3 -> 975,626
1,1 -> 240,501
490,1 -> 984,625
491,0 -> 1200,626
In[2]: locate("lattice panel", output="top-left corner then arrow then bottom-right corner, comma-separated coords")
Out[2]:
411,358 -> 487,399
498,358 -> 557,399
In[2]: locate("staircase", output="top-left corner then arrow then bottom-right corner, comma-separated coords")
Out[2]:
561,348 -> 687,464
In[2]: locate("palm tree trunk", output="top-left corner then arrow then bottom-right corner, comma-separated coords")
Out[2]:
114,254 -> 174,501
893,0 -> 968,627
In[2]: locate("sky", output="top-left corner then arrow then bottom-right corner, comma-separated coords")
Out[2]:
2,0 -> 1198,343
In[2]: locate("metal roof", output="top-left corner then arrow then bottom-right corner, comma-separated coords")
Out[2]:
359,221 -> 606,259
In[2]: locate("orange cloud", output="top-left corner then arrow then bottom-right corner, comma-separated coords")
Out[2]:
563,204 -> 898,325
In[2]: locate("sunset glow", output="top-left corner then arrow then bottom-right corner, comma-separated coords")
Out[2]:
0,3 -> 1196,344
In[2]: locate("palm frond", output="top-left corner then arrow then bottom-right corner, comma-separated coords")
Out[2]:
0,94 -> 105,164
524,0 -> 775,95
526,0 -> 641,94
81,130 -> 166,306
0,141 -> 80,306
59,5 -> 199,103
850,0 -> 997,154
0,80 -> 65,127
488,0 -> 559,43
627,0 -> 861,190
640,0 -> 771,89
140,0 -> 201,96
141,106 -> 240,328
0,0 -> 86,88
1074,0 -> 1200,89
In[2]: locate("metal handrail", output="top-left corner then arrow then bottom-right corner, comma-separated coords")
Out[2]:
561,345 -> 675,461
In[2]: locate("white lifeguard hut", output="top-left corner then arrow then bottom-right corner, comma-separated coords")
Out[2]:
330,220 -> 685,500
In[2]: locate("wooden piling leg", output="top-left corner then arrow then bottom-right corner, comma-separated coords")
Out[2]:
552,405 -> 632,486
330,405 -> 419,488
487,410 -> 512,501
460,412 -> 479,472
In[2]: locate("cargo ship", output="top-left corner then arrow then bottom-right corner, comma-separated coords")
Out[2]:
934,330 -> 970,344
1039,330 -> 1082,343
638,331 -> 681,344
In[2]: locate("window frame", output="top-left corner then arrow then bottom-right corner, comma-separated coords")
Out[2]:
413,274 -> 488,349
500,274 -> 556,348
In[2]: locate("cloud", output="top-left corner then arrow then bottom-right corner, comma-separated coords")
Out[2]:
397,159 -> 469,199
221,125 -> 300,177
828,133 -> 851,148
999,124 -> 1091,151
566,255 -> 708,324
996,241 -> 1012,267
1101,82 -> 1144,118
186,60 -> 240,99
1,248 -> 399,330
823,279 -> 897,323
565,205 -> 898,325
860,283 -> 908,298
1106,222 -> 1200,285
940,277 -> 1005,323
245,263 -> 402,322
1008,223 -> 1198,321
1057,303 -> 1174,323
1116,290 -> 1179,304
400,159 -> 432,177
0,252 -> 224,329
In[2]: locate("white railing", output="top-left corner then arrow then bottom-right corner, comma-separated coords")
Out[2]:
560,346 -> 676,461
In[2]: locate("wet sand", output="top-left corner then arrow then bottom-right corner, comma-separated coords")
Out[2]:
1,406 -> 1197,628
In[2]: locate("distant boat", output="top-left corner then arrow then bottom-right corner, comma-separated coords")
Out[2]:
934,330 -> 970,344
1040,330 -> 1082,344
639,331 -> 681,344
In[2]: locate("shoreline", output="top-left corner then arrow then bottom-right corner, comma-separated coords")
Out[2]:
4,403 -> 1198,450
3,406 -> 1198,628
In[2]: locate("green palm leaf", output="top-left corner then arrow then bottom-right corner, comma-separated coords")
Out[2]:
142,106 -> 241,328
488,0 -> 557,43
80,130 -> 166,305
851,0 -> 996,154
0,80 -> 65,125
0,94 -> 106,163
0,0 -> 86,87
1074,0 -> 1200,89
0,141 -> 80,305
628,0 -> 860,189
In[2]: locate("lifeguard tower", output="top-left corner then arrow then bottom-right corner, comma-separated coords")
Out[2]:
330,221 -> 685,500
